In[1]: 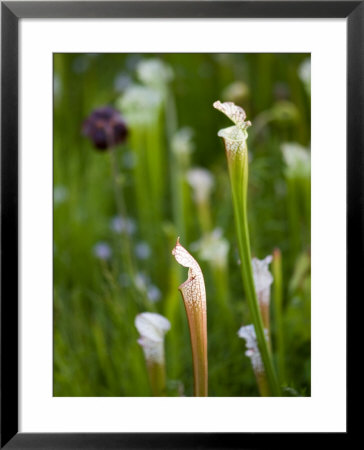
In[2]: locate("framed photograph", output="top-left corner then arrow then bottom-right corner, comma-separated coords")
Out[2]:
1,1 -> 356,447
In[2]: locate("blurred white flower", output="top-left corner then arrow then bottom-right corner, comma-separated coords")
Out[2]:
281,142 -> 310,178
191,228 -> 229,269
222,81 -> 249,104
282,386 -> 299,396
135,312 -> 171,364
214,54 -> 234,65
186,167 -> 214,204
147,284 -> 162,303
135,242 -> 151,260
136,58 -> 173,89
298,58 -> 311,93
238,324 -> 266,374
110,216 -> 136,235
93,242 -> 112,260
171,127 -> 195,158
118,84 -> 162,125
54,185 -> 68,205
252,255 -> 273,306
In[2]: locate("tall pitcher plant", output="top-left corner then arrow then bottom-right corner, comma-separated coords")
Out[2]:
213,101 -> 280,396
172,238 -> 208,397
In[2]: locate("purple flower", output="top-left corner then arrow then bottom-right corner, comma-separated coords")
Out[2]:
82,106 -> 128,151
147,285 -> 162,303
135,242 -> 151,260
110,216 -> 136,235
93,242 -> 112,260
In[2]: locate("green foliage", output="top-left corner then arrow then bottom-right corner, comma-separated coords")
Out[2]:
54,53 -> 311,397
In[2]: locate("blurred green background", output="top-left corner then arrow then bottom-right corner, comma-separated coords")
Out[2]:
53,53 -> 311,397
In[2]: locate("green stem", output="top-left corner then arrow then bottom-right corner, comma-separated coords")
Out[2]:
301,176 -> 311,248
163,224 -> 184,378
146,361 -> 167,396
166,87 -> 188,246
135,128 -> 153,238
197,199 -> 212,234
272,248 -> 286,383
110,147 -> 136,278
110,147 -> 151,308
287,176 -> 301,261
212,264 -> 233,319
227,144 -> 281,396
256,371 -> 270,397
146,114 -> 164,223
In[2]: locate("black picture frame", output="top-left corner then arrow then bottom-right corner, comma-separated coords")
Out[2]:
1,1 -> 357,448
